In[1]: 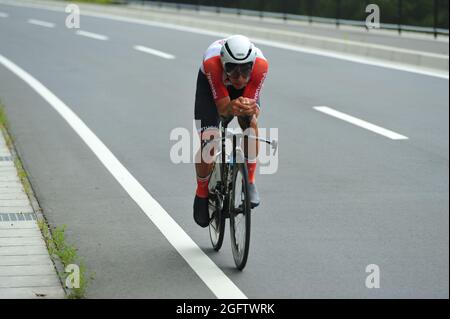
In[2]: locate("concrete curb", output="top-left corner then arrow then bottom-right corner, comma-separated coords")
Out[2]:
0,117 -> 66,299
199,20 -> 449,70
132,7 -> 449,71
2,0 -> 449,71
8,134 -> 69,298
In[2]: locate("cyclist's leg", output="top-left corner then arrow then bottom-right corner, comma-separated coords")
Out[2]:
227,85 -> 260,206
237,102 -> 260,185
238,114 -> 260,207
227,86 -> 260,183
194,69 -> 220,198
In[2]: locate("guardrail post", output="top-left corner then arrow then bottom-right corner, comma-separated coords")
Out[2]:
297,0 -> 301,19
336,0 -> 341,28
434,0 -> 438,38
237,0 -> 241,16
308,0 -> 313,24
259,0 -> 264,19
398,0 -> 403,35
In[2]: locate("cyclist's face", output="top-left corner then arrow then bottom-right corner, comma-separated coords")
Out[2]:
225,62 -> 252,89
229,74 -> 249,89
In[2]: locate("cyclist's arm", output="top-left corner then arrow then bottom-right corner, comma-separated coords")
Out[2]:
243,57 -> 268,102
216,96 -> 232,117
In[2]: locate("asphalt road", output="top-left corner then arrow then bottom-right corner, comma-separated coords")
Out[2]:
0,2 -> 448,298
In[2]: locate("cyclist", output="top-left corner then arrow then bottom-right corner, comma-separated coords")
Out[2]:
193,35 -> 269,227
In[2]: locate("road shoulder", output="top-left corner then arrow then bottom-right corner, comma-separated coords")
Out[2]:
0,106 -> 65,299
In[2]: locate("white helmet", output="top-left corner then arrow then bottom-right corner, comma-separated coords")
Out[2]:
220,35 -> 257,73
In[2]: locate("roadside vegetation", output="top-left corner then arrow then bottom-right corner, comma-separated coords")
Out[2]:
77,0 -> 448,29
0,101 -> 93,299
38,222 -> 93,299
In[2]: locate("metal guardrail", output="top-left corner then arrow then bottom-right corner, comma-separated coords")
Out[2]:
124,0 -> 449,37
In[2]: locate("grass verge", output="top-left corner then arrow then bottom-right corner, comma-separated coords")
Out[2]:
38,222 -> 93,299
0,102 -> 93,299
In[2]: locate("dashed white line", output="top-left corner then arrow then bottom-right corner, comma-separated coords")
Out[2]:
313,106 -> 409,140
0,53 -> 247,299
75,30 -> 109,41
27,19 -> 55,28
134,45 -> 175,59
0,12 -> 8,18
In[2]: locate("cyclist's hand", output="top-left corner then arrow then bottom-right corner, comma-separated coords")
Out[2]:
231,98 -> 247,116
238,97 -> 258,116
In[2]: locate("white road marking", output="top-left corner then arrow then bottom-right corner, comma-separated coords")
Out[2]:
0,54 -> 247,299
313,106 -> 409,140
134,45 -> 175,59
75,30 -> 109,41
0,12 -> 8,18
0,0 -> 447,80
27,19 -> 54,28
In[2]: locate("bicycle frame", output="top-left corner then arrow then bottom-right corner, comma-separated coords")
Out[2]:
202,120 -> 278,162
205,119 -> 243,217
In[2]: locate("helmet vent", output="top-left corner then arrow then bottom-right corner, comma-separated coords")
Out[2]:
225,42 -> 252,62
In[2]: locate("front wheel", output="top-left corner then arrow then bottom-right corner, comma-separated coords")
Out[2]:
229,163 -> 251,270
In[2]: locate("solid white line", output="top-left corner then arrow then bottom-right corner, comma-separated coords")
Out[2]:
0,54 -> 247,299
27,19 -> 54,28
0,12 -> 8,18
0,0 -> 447,80
75,30 -> 109,41
134,45 -> 175,59
313,106 -> 409,140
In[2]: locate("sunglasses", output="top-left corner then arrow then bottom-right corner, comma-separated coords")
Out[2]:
225,62 -> 253,79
